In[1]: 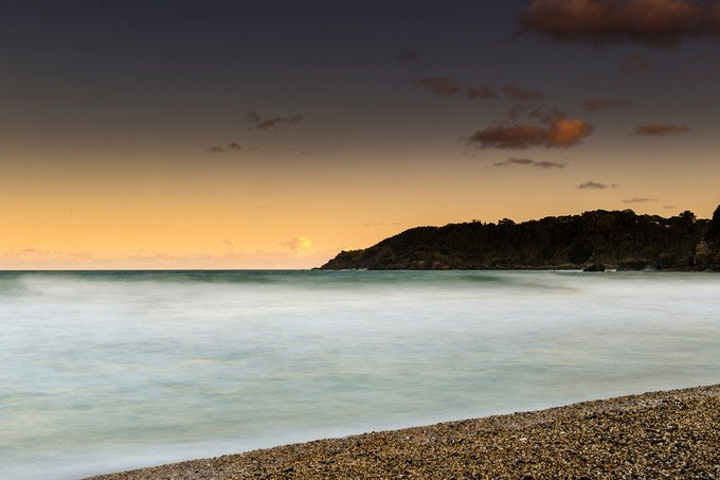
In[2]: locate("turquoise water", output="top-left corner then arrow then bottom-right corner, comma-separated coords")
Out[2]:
1,270 -> 719,479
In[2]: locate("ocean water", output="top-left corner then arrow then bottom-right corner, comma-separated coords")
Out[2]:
1,270 -> 719,479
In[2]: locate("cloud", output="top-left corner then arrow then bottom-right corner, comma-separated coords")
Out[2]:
0,245 -> 335,269
623,197 -> 659,203
492,157 -> 567,169
416,80 -> 545,102
503,104 -> 530,122
246,111 -> 261,123
204,142 -> 243,154
2,247 -> 98,263
663,205 -> 677,209
578,181 -> 615,189
205,145 -> 226,154
633,124 -> 691,135
528,104 -> 565,123
502,84 -> 545,101
466,85 -> 499,100
116,249 -> 332,269
468,118 -> 593,149
517,0 -> 720,48
622,53 -> 654,73
415,77 -> 462,96
282,236 -> 313,252
246,111 -> 304,130
583,97 -> 632,112
498,103 -> 565,127
395,47 -> 421,62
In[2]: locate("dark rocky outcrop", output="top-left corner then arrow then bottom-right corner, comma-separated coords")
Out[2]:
695,205 -> 720,270
321,207 -> 719,271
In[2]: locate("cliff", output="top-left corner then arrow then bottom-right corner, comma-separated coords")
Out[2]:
321,208 -> 720,271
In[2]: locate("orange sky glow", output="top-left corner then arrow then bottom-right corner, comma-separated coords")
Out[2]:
1,1 -> 719,269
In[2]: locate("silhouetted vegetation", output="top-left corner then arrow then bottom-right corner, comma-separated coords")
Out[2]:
321,207 -> 720,270
694,205 -> 720,269
705,205 -> 720,244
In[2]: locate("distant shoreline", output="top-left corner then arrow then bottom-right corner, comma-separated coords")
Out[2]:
90,384 -> 719,479
315,265 -> 720,271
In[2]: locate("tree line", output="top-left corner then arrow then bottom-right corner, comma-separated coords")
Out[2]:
322,206 -> 720,270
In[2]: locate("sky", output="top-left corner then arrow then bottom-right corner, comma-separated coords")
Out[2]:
1,0 -> 719,269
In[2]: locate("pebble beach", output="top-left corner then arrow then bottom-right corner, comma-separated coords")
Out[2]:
90,383 -> 719,479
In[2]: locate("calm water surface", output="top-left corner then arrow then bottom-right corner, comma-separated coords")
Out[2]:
1,270 -> 719,479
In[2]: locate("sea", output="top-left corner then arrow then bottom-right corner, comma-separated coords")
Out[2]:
1,270 -> 718,479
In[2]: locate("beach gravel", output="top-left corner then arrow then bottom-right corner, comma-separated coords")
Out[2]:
89,384 -> 719,479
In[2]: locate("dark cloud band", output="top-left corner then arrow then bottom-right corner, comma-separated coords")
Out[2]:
518,0 -> 720,48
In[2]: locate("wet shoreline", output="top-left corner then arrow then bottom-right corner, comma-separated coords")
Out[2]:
90,384 -> 720,479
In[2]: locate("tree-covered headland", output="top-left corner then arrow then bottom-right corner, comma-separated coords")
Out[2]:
321,206 -> 720,271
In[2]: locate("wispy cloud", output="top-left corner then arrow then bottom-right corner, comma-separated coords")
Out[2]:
204,142 -> 243,154
492,157 -> 567,169
518,0 -> 720,48
623,197 -> 659,203
246,111 -> 305,130
578,181 -> 615,190
501,84 -> 545,101
620,53 -> 655,74
528,104 -> 565,124
417,80 -> 544,102
1,247 -> 98,263
395,47 -> 421,62
622,53 -> 654,73
466,85 -> 499,100
583,97 -> 632,112
503,104 -> 530,122
204,146 -> 226,154
415,77 -> 462,96
633,124 -> 691,136
0,246 -> 333,269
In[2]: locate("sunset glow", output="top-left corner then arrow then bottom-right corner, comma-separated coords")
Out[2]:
1,1 -> 718,269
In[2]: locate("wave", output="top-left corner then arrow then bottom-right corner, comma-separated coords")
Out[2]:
0,269 -> 522,294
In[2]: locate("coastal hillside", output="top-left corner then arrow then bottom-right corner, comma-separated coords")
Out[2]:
321,206 -> 720,270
